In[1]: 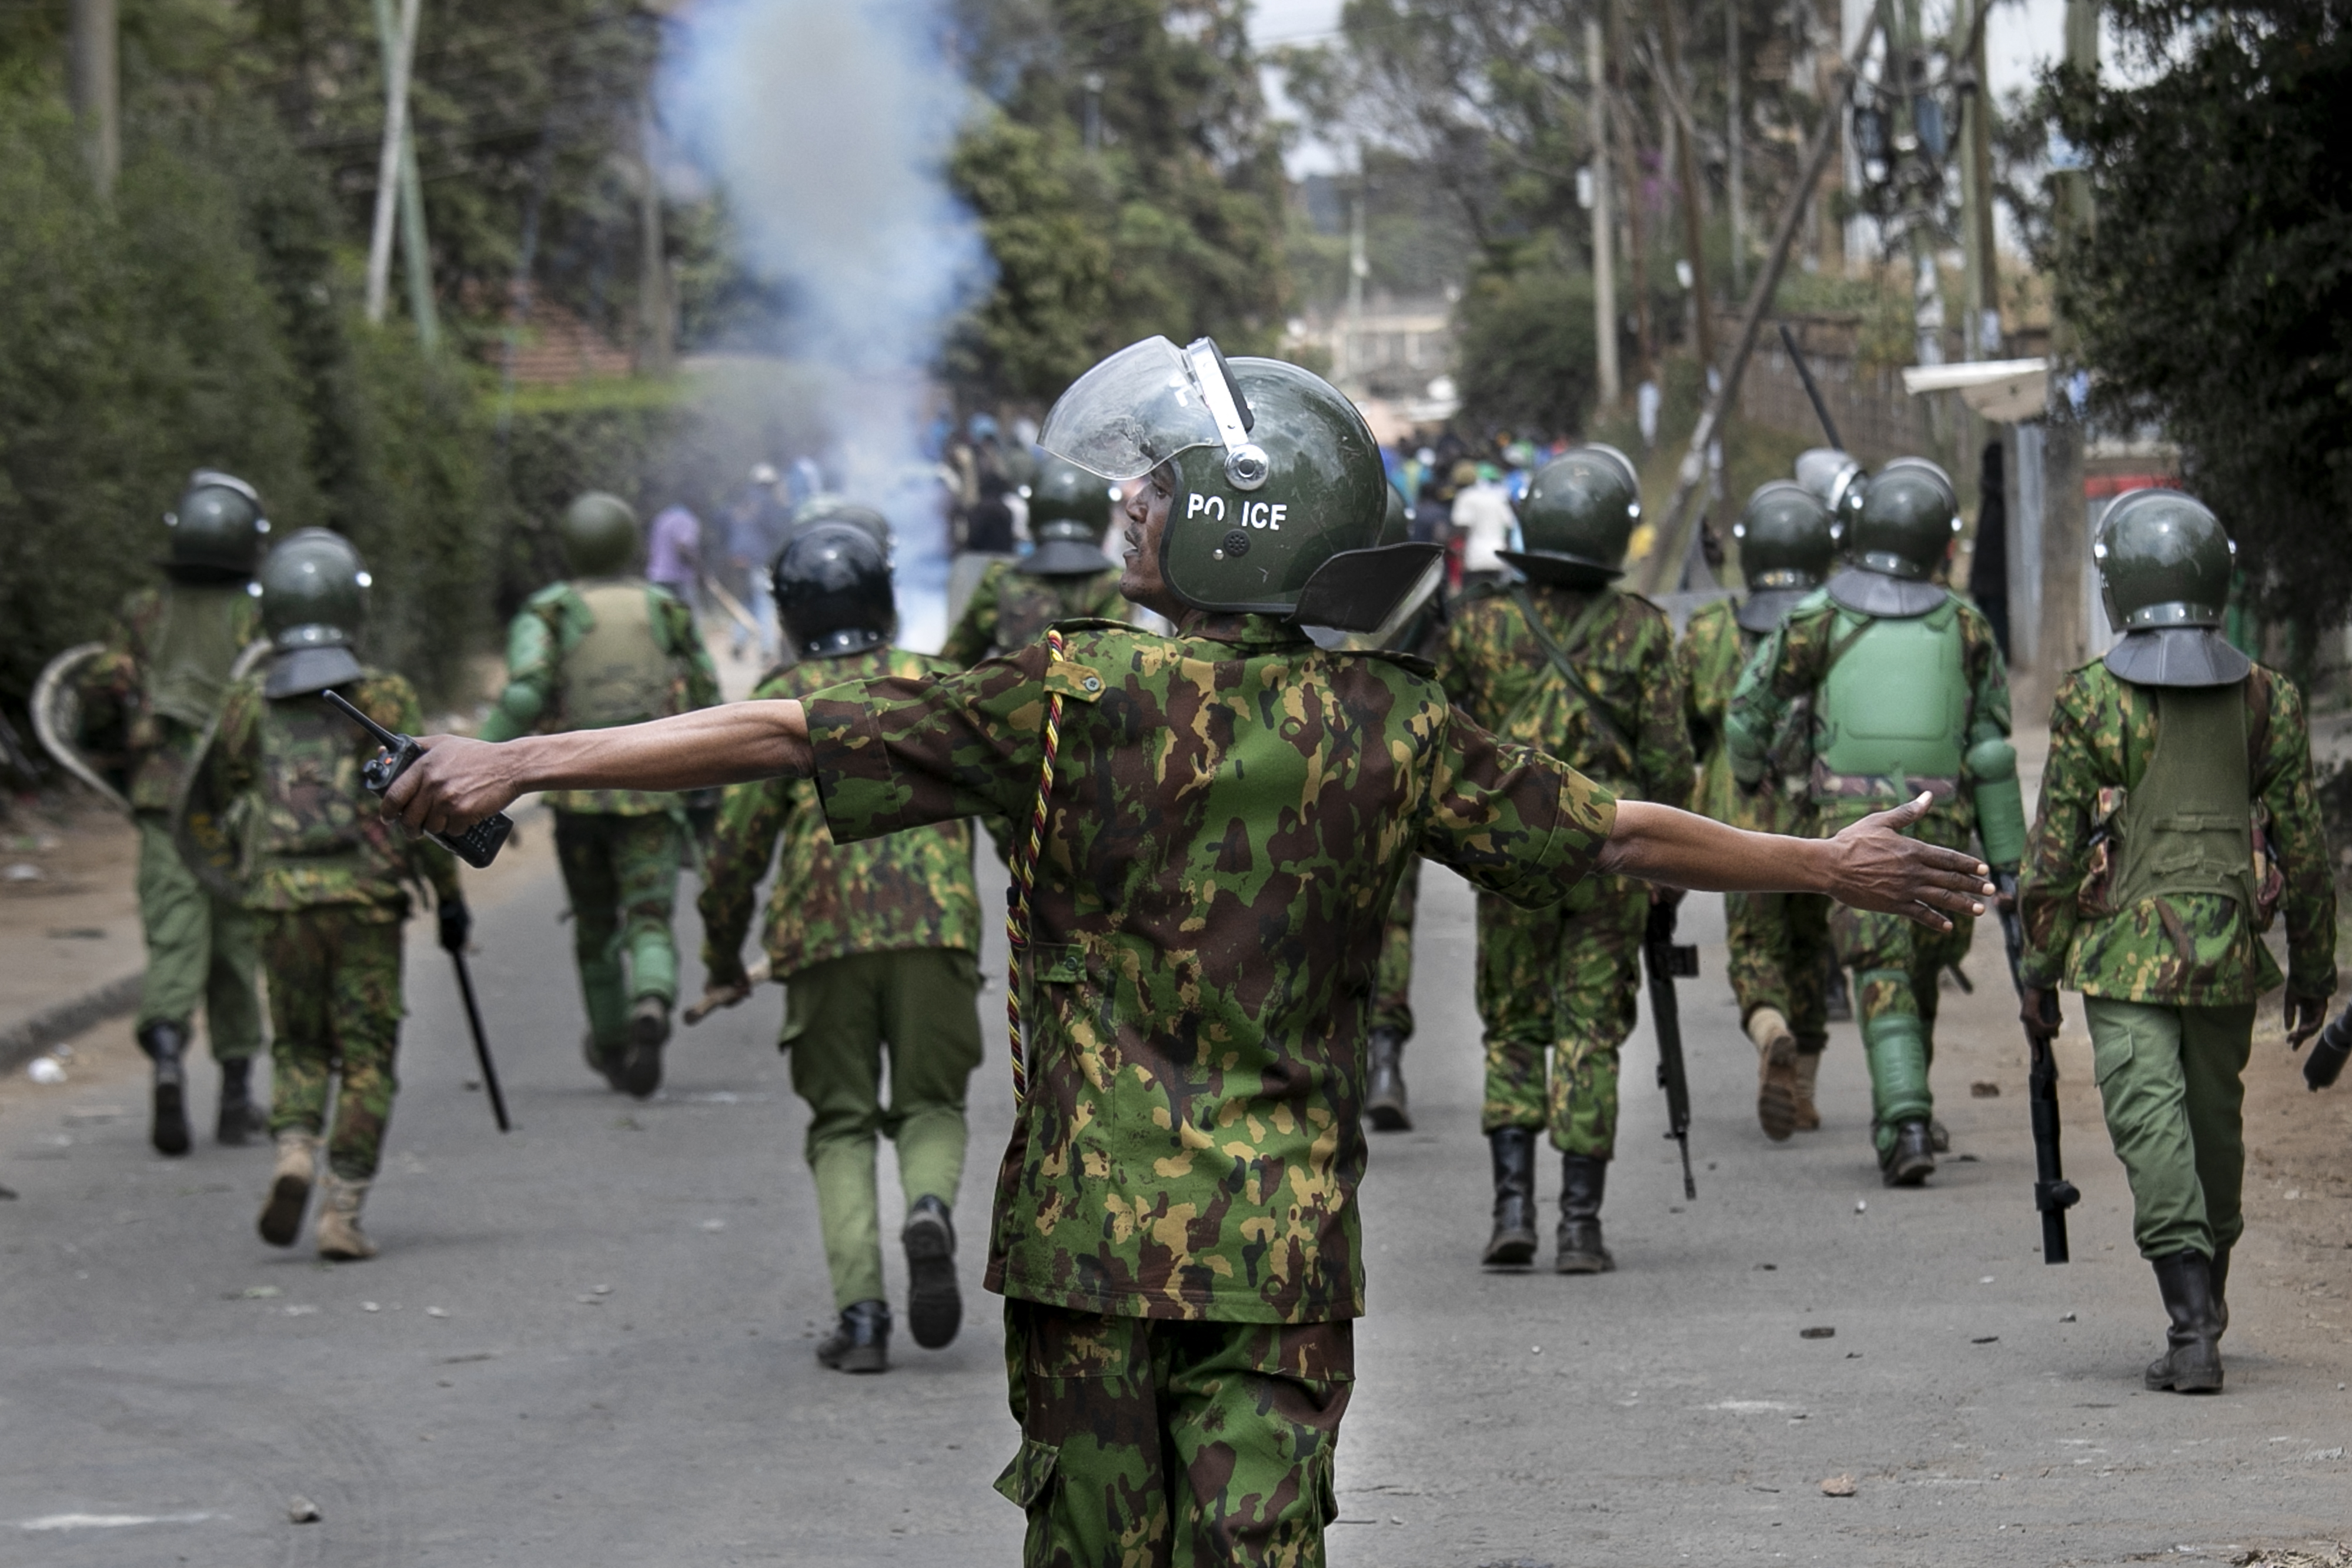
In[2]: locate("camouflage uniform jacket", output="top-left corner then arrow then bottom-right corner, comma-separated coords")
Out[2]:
475,577 -> 719,816
77,582 -> 264,812
2017,661 -> 2335,1005
804,614 -> 1618,1324
1435,584 -> 1693,808
700,648 -> 983,985
1678,597 -> 1765,829
939,560 -> 1127,666
1725,589 -> 2011,851
209,671 -> 460,920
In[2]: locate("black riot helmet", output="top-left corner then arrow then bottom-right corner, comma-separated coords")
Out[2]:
256,529 -> 370,697
1038,336 -> 1438,631
1502,445 -> 1642,587
1730,482 -> 1836,633
165,470 -> 270,581
1018,456 -> 1118,579
2095,489 -> 2250,688
791,494 -> 895,561
772,520 -> 894,659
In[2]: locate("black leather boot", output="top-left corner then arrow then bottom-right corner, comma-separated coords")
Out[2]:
137,1021 -> 191,1157
902,1196 -> 961,1350
216,1057 -> 263,1146
1365,1028 -> 1412,1132
2210,1243 -> 2232,1336
1879,1120 -> 1936,1187
1556,1154 -> 1615,1274
622,997 -> 669,1099
1481,1128 -> 1539,1266
816,1299 -> 891,1374
2145,1251 -> 2224,1393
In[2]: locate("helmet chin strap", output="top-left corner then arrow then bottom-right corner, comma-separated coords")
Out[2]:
1183,338 -> 1270,492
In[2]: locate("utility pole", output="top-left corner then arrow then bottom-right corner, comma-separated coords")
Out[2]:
1588,16 -> 1620,409
1657,0 -> 1716,381
2036,0 -> 2098,688
1959,0 -> 2000,360
68,0 -> 119,196
1612,0 -> 1655,391
372,0 -> 438,345
366,0 -> 424,327
1726,0 -> 1745,297
636,99 -> 674,376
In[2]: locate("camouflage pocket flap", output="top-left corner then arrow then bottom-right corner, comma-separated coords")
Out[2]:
993,1437 -> 1060,1510
1031,944 -> 1084,985
1044,658 -> 1108,703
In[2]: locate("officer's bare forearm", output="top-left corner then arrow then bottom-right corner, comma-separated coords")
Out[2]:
1599,795 -> 1992,931
382,701 -> 810,836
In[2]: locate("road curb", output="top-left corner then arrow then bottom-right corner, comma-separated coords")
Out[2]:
0,971 -> 143,1076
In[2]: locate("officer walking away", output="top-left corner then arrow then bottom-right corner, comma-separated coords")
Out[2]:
1681,483 -> 1839,1139
476,493 -> 718,1096
1728,457 -> 2012,1186
1436,446 -> 1694,1273
940,456 -> 1124,664
379,338 -> 1993,1568
2017,492 -> 2333,1393
202,530 -> 465,1259
692,519 -> 986,1375
74,472 -> 270,1154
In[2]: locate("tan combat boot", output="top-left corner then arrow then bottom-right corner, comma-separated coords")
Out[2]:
1792,1048 -> 1823,1131
315,1172 -> 377,1261
1747,1007 -> 1799,1142
257,1131 -> 318,1248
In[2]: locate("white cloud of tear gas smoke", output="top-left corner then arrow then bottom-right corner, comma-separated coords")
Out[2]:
660,0 -> 993,651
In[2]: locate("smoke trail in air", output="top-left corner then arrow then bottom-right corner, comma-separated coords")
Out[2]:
660,0 -> 992,650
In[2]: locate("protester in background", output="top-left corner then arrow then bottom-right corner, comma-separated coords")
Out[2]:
646,503 -> 702,614
727,465 -> 788,664
1451,461 -> 1516,594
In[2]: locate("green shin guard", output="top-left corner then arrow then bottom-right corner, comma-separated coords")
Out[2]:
1859,994 -> 1933,1155
577,952 -> 630,1051
627,932 -> 678,1006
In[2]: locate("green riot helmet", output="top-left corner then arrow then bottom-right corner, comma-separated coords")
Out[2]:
2094,489 -> 2250,687
1017,456 -> 1118,579
1730,482 -> 1836,633
1378,482 -> 1409,547
1793,448 -> 1866,545
1037,336 -> 1437,631
1501,444 -> 1642,586
559,492 -> 640,577
255,529 -> 370,697
164,470 -> 270,581
773,520 -> 894,659
1825,455 -> 1960,617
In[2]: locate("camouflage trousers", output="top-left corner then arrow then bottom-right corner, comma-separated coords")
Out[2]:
1828,903 -> 1974,1153
554,810 -> 681,1049
781,947 -> 984,1310
133,814 -> 262,1059
1475,878 -> 1647,1159
258,907 -> 406,1182
997,1300 -> 1350,1568
1368,858 -> 1422,1038
1723,889 -> 1834,1052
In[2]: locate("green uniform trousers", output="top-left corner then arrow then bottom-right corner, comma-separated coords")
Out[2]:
133,814 -> 262,1060
259,908 -> 406,1182
2084,997 -> 2256,1261
1475,877 -> 1647,1158
1368,857 -> 1421,1038
997,1300 -> 1349,1568
1723,888 -> 1833,1052
1828,903 -> 1974,1154
553,810 -> 681,1049
781,947 -> 984,1310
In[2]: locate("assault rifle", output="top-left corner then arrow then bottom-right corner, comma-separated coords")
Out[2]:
1995,874 -> 2078,1263
1644,899 -> 1700,1200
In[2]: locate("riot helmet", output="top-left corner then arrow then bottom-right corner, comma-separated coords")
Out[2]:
255,529 -> 370,697
1730,482 -> 1836,633
790,494 -> 894,561
2094,489 -> 2250,687
1793,449 -> 1866,543
1501,445 -> 1642,587
560,492 -> 640,577
164,470 -> 270,581
1017,457 -> 1118,578
773,520 -> 894,659
1824,456 -> 1959,617
1038,336 -> 1436,631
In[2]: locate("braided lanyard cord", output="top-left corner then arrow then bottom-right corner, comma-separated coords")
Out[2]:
1003,627 -> 1068,1109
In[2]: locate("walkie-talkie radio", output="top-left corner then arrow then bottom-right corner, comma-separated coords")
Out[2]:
321,690 -> 513,869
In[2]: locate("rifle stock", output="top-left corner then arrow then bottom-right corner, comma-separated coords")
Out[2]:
1643,901 -> 1700,1201
1996,872 -> 2078,1262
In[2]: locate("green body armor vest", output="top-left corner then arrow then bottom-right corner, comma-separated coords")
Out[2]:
562,582 -> 679,730
2110,683 -> 2256,917
146,583 -> 248,731
1815,599 -> 1969,797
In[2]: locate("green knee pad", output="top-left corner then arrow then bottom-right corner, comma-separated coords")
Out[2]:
1859,996 -> 1932,1152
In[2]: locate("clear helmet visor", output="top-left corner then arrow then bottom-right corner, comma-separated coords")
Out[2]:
1040,336 -> 1264,485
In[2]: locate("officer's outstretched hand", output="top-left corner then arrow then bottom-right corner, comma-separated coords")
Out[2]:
437,898 -> 472,955
1824,793 -> 1994,933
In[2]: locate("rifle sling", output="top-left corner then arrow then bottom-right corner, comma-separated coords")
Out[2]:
1507,584 -> 1635,765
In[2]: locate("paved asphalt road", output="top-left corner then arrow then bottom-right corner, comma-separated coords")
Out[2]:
3,814 -> 2347,1566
